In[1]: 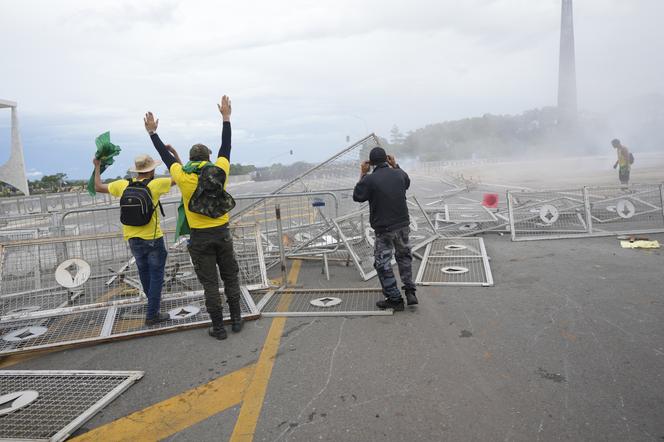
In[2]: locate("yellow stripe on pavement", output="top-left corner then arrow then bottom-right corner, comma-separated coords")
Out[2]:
72,363 -> 256,442
229,260 -> 301,442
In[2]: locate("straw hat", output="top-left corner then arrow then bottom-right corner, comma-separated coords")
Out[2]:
129,154 -> 162,173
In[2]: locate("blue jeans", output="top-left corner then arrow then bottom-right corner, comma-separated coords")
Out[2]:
128,237 -> 168,319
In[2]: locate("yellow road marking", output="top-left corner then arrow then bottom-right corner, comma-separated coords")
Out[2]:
72,363 -> 256,442
229,260 -> 301,442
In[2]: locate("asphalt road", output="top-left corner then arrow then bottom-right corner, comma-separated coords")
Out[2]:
6,230 -> 664,441
2,163 -> 664,441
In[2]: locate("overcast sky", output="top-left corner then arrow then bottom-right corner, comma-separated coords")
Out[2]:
1,0 -> 663,179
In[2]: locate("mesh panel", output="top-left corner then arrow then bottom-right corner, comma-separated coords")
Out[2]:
415,237 -> 493,286
259,288 -> 393,316
507,185 -> 664,241
0,224 -> 268,317
507,189 -> 590,240
0,370 -> 142,441
0,290 -> 258,356
586,184 -> 664,234
332,210 -> 376,280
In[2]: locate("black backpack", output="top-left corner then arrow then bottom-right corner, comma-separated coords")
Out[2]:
120,179 -> 164,226
188,164 -> 236,218
629,152 -> 635,165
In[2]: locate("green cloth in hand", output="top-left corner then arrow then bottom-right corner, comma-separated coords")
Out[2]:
87,131 -> 122,196
175,201 -> 191,241
173,161 -> 206,241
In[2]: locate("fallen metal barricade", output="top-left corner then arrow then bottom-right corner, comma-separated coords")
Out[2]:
267,134 -> 381,195
255,288 -> 393,317
0,370 -> 143,442
60,200 -> 180,237
232,134 -> 381,223
232,192 -> 341,269
0,288 -> 259,356
585,184 -> 664,235
0,224 -> 268,316
332,204 -> 437,281
507,184 -> 664,241
415,237 -> 494,286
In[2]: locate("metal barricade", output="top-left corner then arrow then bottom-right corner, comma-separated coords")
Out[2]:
61,200 -> 180,236
507,184 -> 664,241
232,192 -> 341,269
585,184 -> 664,235
0,224 -> 268,317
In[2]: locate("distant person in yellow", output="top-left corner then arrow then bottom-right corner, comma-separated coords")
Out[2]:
611,138 -> 633,188
93,154 -> 174,325
145,95 -> 243,341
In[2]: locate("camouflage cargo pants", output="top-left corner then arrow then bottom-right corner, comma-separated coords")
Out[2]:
373,226 -> 415,301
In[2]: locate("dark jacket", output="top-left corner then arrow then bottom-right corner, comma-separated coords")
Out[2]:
352,163 -> 410,234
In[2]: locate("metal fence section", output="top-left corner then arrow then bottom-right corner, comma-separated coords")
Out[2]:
0,224 -> 268,316
0,289 -> 259,356
0,213 -> 55,233
332,209 -> 377,280
415,237 -> 494,286
332,204 -> 438,281
0,192 -> 114,217
60,200 -> 180,237
231,192 -> 340,268
0,370 -> 143,442
507,184 -> 664,241
230,135 -> 380,224
406,197 -> 438,249
507,188 -> 590,241
256,288 -> 393,316
59,194 -> 344,270
0,233 -> 134,297
585,184 -> 664,235
418,203 -> 507,238
270,134 -> 381,194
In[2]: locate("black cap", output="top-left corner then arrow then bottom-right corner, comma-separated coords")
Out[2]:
369,147 -> 387,165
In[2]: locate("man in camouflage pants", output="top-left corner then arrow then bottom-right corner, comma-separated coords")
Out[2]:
353,147 -> 417,311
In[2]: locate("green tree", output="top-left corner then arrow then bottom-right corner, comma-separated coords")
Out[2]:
40,173 -> 67,191
389,124 -> 405,146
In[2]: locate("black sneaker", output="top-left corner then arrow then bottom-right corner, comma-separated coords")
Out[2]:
376,298 -> 405,311
145,312 -> 170,326
208,326 -> 228,340
405,290 -> 418,306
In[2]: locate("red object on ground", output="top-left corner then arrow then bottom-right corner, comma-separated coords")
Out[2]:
482,193 -> 499,208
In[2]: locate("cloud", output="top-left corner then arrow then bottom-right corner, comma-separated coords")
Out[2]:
1,0 -> 663,178
26,169 -> 43,178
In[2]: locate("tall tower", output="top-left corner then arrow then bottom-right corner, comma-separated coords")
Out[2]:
0,99 -> 30,195
557,0 -> 578,124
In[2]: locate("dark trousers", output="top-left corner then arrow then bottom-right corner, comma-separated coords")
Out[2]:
619,166 -> 630,185
128,237 -> 168,319
373,226 -> 415,301
187,225 -> 241,325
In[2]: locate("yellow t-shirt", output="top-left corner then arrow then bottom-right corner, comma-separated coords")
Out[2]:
108,177 -> 172,241
617,146 -> 630,168
170,157 -> 231,229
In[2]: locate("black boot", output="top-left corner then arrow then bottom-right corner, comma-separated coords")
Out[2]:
208,312 -> 227,340
208,325 -> 227,340
405,290 -> 418,306
376,298 -> 405,311
145,312 -> 170,326
229,301 -> 244,333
